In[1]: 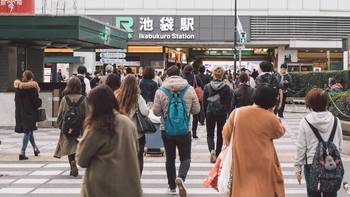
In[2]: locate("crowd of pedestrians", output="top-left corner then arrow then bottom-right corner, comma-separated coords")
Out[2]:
13,60 -> 346,197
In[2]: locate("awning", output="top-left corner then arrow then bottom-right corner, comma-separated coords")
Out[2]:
0,16 -> 128,49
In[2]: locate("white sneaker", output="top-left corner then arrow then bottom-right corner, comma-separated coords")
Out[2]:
175,177 -> 187,197
167,188 -> 177,195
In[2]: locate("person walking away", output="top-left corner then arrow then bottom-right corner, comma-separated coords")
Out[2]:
105,73 -> 121,92
203,66 -> 232,163
115,75 -> 149,175
223,86 -> 286,197
55,77 -> 88,177
295,88 -> 344,197
232,72 -> 254,109
244,68 -> 256,88
182,64 -> 204,139
14,70 -> 42,160
255,61 -> 282,114
154,70 -> 163,87
77,66 -> 91,96
90,70 -> 102,89
140,67 -> 159,106
77,86 -> 141,197
278,64 -> 291,118
153,65 -> 200,196
99,64 -> 114,85
198,65 -> 211,86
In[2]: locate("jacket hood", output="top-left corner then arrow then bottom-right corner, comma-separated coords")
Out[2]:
305,111 -> 335,133
162,76 -> 189,93
14,80 -> 40,92
210,80 -> 225,91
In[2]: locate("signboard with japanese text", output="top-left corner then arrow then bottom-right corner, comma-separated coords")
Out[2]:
0,0 -> 34,15
91,15 -> 250,43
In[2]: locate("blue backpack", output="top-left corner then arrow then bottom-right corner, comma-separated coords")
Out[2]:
161,85 -> 190,136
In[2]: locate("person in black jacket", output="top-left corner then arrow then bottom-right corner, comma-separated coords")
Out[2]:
203,66 -> 232,163
14,70 -> 42,160
182,65 -> 204,139
232,72 -> 254,109
140,67 -> 158,105
197,65 -> 211,86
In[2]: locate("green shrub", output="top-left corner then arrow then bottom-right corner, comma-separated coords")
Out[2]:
288,71 -> 350,97
328,91 -> 350,121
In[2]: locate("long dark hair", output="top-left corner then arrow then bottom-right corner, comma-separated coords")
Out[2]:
115,75 -> 140,115
84,85 -> 118,134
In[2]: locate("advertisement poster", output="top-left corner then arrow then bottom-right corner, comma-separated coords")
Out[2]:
0,0 -> 34,15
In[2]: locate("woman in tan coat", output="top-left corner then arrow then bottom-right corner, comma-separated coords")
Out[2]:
222,86 -> 286,197
77,85 -> 142,197
55,77 -> 88,177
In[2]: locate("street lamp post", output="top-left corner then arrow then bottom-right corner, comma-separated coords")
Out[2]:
233,0 -> 237,81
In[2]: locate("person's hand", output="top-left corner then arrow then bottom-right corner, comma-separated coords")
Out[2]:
284,80 -> 289,84
295,171 -> 302,184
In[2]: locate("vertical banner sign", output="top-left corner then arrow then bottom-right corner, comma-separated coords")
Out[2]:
0,0 -> 34,15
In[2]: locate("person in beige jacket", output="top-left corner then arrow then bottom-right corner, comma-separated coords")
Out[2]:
55,77 -> 88,177
153,65 -> 200,196
222,86 -> 286,197
77,86 -> 141,197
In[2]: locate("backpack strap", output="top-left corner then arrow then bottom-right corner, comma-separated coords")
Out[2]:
305,118 -> 325,145
161,87 -> 174,99
65,96 -> 72,106
65,95 -> 85,106
75,96 -> 85,106
179,85 -> 190,98
328,117 -> 338,143
193,75 -> 198,88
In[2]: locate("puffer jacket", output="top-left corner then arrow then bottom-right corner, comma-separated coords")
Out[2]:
153,76 -> 200,131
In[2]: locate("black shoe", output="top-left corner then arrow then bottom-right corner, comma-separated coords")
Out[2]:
70,161 -> 79,177
34,149 -> 40,157
192,135 -> 199,139
19,154 -> 28,160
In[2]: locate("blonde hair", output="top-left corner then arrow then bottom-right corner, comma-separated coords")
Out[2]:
212,66 -> 225,80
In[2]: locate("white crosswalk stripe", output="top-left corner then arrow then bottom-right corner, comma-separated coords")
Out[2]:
0,109 -> 348,196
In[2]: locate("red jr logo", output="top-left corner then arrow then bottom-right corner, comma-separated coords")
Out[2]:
0,0 -> 22,13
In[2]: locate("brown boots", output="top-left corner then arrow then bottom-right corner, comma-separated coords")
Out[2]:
70,161 -> 79,177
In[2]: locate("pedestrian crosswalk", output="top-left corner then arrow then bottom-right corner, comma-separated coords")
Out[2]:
0,109 -> 348,196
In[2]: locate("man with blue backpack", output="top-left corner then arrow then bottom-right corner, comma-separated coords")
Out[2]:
153,65 -> 200,197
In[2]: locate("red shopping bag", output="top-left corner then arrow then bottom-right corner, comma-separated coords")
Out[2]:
203,158 -> 221,190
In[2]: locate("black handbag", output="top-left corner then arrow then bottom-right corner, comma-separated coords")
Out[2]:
36,108 -> 47,122
134,107 -> 157,134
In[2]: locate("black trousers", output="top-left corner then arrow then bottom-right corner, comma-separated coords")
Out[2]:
278,93 -> 287,117
206,114 -> 226,156
161,132 -> 192,190
138,136 -> 146,176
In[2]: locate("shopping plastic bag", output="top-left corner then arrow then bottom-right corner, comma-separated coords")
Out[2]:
203,157 -> 221,190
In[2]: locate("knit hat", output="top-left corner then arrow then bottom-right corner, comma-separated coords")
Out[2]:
212,66 -> 225,80
183,64 -> 193,74
166,65 -> 180,77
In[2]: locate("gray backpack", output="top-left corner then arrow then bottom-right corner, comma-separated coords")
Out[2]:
305,117 -> 344,193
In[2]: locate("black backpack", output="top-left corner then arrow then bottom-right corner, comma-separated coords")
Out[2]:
256,73 -> 280,96
77,76 -> 86,96
62,96 -> 85,138
206,86 -> 225,116
305,117 -> 344,193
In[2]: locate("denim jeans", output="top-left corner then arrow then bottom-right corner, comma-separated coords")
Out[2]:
21,131 -> 36,155
304,165 -> 338,197
161,131 -> 192,189
206,114 -> 226,156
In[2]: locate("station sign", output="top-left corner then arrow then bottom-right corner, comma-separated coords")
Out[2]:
100,53 -> 126,59
100,59 -> 126,64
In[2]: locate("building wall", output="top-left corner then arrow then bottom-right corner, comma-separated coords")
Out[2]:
36,0 -> 350,16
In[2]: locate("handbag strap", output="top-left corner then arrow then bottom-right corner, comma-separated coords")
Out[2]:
229,108 -> 239,147
193,75 -> 198,88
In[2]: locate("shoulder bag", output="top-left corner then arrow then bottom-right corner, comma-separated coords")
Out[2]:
134,106 -> 157,134
218,108 -> 239,196
193,75 -> 204,102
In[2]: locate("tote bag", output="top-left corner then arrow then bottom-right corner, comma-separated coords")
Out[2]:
218,108 -> 239,196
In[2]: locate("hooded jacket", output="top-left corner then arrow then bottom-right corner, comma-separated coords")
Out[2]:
153,76 -> 200,131
203,80 -> 232,115
295,111 -> 343,172
14,80 -> 42,133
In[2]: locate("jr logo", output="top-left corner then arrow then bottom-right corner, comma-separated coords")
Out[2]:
116,17 -> 134,39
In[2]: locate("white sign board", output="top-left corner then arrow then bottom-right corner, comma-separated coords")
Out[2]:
100,53 -> 126,59
100,59 -> 126,64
